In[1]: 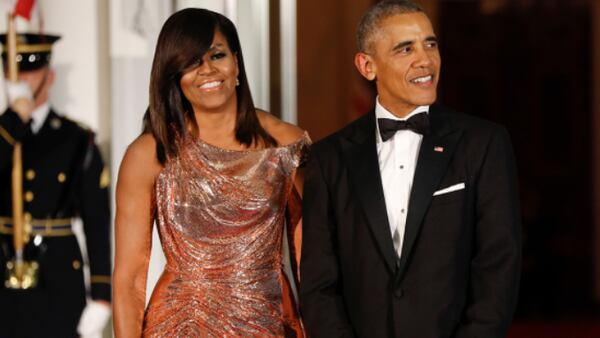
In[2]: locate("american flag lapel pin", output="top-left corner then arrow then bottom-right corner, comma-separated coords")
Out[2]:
434,146 -> 444,152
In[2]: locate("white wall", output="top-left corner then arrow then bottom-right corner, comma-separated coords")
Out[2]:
0,0 -> 108,146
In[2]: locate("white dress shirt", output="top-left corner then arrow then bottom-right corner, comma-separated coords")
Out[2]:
375,98 -> 429,258
30,102 -> 50,134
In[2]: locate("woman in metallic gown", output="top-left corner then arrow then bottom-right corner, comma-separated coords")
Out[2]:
113,8 -> 308,337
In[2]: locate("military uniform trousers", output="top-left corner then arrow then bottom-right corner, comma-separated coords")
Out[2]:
0,231 -> 87,338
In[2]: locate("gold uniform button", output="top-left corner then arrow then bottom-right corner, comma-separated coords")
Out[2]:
50,118 -> 62,129
72,260 -> 81,270
57,172 -> 66,183
24,191 -> 34,202
25,170 -> 36,180
24,212 -> 32,221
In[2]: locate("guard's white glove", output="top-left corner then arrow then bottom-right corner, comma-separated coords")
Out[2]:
5,80 -> 34,122
6,80 -> 33,105
77,300 -> 111,338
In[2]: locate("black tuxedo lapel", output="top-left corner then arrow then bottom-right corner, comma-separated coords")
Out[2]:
397,106 -> 463,280
342,112 -> 398,273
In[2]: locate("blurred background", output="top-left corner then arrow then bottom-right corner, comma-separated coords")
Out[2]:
0,0 -> 598,337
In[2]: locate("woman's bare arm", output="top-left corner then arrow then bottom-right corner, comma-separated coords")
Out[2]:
113,134 -> 162,338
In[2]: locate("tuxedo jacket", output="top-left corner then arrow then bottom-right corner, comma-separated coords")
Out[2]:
300,105 -> 521,338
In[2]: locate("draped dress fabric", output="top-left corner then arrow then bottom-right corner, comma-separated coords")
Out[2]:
143,132 -> 310,337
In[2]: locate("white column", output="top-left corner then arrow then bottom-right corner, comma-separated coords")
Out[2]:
109,0 -> 172,305
280,0 -> 297,123
178,0 -> 226,14
236,0 -> 270,110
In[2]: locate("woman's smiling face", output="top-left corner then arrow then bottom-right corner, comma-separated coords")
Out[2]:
179,30 -> 239,114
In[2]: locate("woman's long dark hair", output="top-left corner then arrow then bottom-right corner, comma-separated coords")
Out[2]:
144,8 -> 276,164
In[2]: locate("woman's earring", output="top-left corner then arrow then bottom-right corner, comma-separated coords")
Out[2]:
236,78 -> 240,86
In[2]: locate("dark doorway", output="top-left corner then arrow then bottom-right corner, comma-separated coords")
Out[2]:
438,0 -> 593,318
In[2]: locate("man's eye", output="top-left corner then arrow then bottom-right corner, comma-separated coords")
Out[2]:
401,46 -> 412,53
426,42 -> 438,49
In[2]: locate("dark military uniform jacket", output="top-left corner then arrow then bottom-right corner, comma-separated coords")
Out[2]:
0,108 -> 111,338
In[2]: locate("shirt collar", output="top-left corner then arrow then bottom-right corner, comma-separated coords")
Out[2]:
30,103 -> 50,134
375,97 -> 429,143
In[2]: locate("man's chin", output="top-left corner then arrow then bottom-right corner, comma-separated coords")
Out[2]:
410,99 -> 437,107
414,93 -> 438,106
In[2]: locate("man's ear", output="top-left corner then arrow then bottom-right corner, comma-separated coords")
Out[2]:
354,52 -> 376,81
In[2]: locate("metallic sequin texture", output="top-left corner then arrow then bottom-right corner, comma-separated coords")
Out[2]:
143,133 -> 310,337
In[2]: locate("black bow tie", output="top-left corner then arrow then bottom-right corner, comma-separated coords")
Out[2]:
378,113 -> 430,141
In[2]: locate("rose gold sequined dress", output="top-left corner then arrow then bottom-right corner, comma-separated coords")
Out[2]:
143,133 -> 309,337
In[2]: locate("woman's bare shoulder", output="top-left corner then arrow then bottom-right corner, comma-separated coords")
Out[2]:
119,133 -> 163,183
256,109 -> 306,146
125,133 -> 158,161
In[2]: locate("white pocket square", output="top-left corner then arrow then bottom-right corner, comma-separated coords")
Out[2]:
433,182 -> 465,196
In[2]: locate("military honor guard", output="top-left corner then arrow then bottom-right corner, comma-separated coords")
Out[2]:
0,30 -> 111,338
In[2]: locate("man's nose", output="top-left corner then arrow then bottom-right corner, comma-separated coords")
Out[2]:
413,47 -> 433,68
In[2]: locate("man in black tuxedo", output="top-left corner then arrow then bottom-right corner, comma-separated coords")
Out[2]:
300,1 -> 521,337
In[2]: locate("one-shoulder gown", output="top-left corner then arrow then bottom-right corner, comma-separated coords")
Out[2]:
142,133 -> 310,337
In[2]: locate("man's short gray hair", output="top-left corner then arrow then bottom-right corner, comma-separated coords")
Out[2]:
357,0 -> 425,53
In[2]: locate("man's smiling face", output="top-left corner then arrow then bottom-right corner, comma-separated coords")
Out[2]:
365,12 -> 441,116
